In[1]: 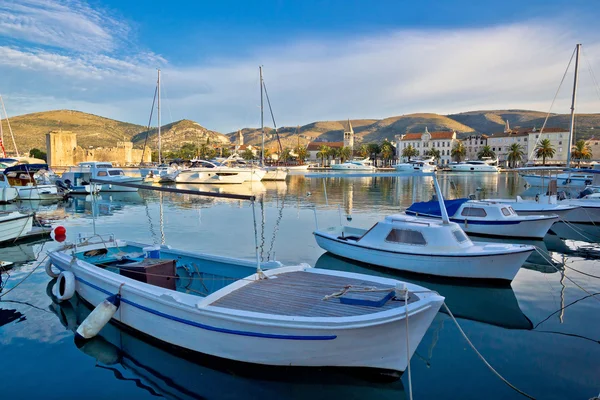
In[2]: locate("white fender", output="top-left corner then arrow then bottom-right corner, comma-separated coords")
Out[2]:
75,294 -> 121,340
53,271 -> 76,302
45,259 -> 60,278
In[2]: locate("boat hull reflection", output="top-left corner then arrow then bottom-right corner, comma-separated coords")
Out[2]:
49,294 -> 407,400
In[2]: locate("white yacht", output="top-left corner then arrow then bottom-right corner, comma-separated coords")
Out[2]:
314,178 -> 534,281
331,158 -> 376,171
518,167 -> 593,187
0,173 -> 18,203
394,158 -> 437,173
61,162 -> 143,193
406,198 -> 558,239
450,160 -> 499,172
176,160 -> 250,184
3,163 -> 64,200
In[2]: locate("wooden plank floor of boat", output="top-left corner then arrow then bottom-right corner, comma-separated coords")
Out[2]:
210,271 -> 416,317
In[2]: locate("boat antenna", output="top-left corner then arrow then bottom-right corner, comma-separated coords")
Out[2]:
262,78 -> 283,154
157,69 -> 162,165
0,95 -> 19,157
432,174 -> 450,224
566,44 -> 581,168
140,84 -> 158,164
260,66 -> 265,166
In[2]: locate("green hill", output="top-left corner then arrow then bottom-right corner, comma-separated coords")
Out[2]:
133,119 -> 230,153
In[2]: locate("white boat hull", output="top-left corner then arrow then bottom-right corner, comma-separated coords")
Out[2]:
15,184 -> 62,200
176,171 -> 246,184
262,168 -> 288,181
0,212 -> 33,243
557,202 -> 600,224
48,246 -> 443,373
485,199 -> 577,219
394,164 -> 436,173
331,165 -> 376,171
521,173 -> 592,187
450,164 -> 498,172
448,216 -> 557,239
314,232 -> 530,281
0,187 -> 19,203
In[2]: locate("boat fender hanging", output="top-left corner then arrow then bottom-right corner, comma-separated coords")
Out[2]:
75,293 -> 121,341
45,259 -> 60,278
53,271 -> 76,302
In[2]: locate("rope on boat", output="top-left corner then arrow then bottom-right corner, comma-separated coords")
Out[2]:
442,302 -> 536,399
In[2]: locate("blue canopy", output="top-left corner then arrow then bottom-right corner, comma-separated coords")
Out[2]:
3,164 -> 49,174
406,198 -> 470,217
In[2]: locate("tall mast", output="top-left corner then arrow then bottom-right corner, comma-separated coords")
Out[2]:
0,99 -> 4,157
566,44 -> 581,168
0,95 -> 19,157
260,66 -> 265,166
157,69 -> 162,164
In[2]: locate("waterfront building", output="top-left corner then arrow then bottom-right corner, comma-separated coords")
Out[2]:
395,128 -> 459,165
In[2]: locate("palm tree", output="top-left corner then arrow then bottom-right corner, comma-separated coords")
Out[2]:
380,141 -> 394,166
241,148 -> 255,161
571,139 -> 592,167
317,145 -> 330,167
327,147 -> 339,165
507,143 -> 524,168
367,143 -> 381,163
477,145 -> 496,160
280,148 -> 292,162
535,139 -> 556,165
401,145 -> 419,161
358,144 -> 370,159
295,145 -> 308,164
339,146 -> 353,163
426,148 -> 441,164
451,142 -> 466,162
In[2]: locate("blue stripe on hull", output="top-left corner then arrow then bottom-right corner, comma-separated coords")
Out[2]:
55,263 -> 337,341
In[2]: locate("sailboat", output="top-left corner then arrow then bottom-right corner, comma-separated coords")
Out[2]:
518,44 -> 594,187
139,70 -> 179,182
259,67 -> 288,181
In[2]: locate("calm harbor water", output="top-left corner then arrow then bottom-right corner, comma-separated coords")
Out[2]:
1,172 -> 599,400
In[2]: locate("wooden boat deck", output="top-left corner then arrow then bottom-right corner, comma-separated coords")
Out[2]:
210,271 -> 418,317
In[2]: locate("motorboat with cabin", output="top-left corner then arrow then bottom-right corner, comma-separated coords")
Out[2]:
518,167 -> 593,188
314,177 -> 534,281
450,159 -> 499,172
331,158 -> 376,171
45,233 -> 443,375
60,162 -> 143,193
405,198 -> 558,239
394,157 -> 437,173
3,163 -> 64,200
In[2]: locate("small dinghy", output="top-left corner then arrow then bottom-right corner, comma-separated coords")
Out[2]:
405,198 -> 558,239
46,237 -> 443,375
314,177 -> 534,282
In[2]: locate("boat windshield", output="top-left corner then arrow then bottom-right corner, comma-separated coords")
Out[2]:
108,170 -> 124,176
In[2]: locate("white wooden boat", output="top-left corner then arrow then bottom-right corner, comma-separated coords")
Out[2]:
450,160 -> 499,172
47,235 -> 443,374
519,169 -> 593,187
3,163 -> 65,200
0,211 -> 33,244
262,167 -> 288,181
314,178 -> 533,281
406,199 -> 558,239
0,173 -> 19,203
61,162 -> 143,193
331,158 -> 376,171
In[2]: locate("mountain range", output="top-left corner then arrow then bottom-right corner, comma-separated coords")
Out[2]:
1,109 -> 598,154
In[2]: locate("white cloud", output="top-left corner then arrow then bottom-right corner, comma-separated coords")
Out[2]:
0,1 -> 599,133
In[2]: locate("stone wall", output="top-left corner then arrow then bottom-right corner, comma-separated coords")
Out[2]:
46,130 -> 151,167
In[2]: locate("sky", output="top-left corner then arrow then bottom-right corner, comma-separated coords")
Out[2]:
1,0 -> 600,133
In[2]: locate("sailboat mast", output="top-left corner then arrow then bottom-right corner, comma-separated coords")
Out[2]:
0,100 -> 4,158
0,95 -> 19,157
260,66 -> 265,166
566,44 -> 581,168
157,69 -> 162,164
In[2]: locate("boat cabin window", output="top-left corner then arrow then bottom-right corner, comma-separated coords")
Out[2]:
501,207 -> 512,216
97,171 -> 108,177
461,207 -> 487,217
385,229 -> 426,245
108,170 -> 124,176
452,230 -> 469,243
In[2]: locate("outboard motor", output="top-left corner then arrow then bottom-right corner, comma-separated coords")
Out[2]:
557,191 -> 568,201
56,179 -> 72,196
578,188 -> 594,199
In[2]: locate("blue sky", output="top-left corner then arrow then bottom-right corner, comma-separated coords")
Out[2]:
0,0 -> 599,132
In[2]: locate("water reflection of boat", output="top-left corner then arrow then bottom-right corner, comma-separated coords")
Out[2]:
0,308 -> 25,328
175,181 -> 267,196
548,221 -> 600,243
50,297 -> 407,400
0,237 -> 51,264
65,192 -> 144,216
315,253 -> 533,330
